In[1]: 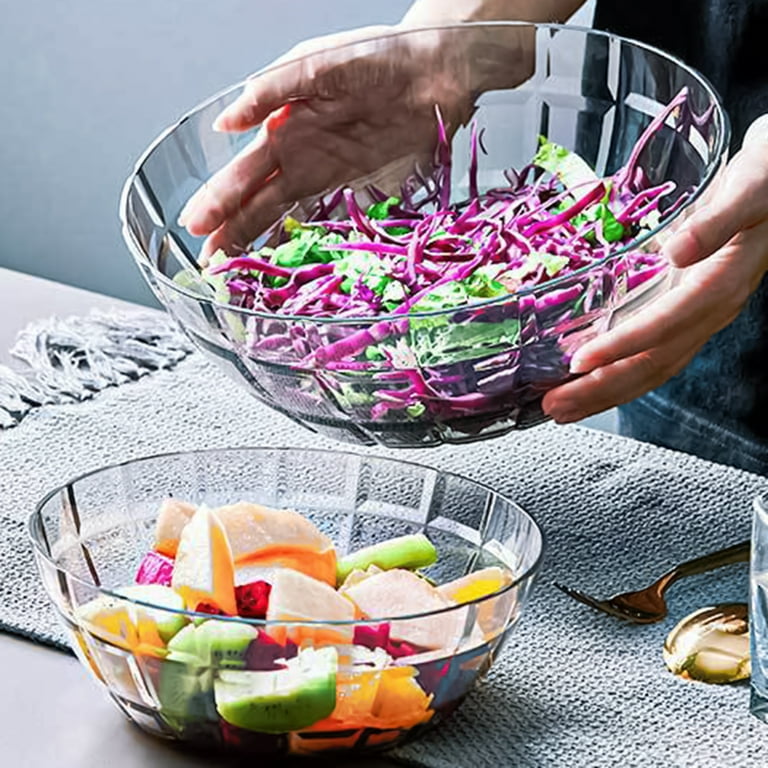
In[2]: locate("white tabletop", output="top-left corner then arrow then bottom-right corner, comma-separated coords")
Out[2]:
0,267 -> 395,767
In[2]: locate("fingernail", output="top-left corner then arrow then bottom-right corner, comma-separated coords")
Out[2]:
569,354 -> 590,375
662,228 -> 697,266
177,199 -> 196,228
213,104 -> 237,132
549,410 -> 581,424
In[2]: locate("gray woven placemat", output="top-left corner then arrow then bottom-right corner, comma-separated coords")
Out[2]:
2,312 -> 768,767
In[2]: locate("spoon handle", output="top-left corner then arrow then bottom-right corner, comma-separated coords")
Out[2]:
663,540 -> 751,589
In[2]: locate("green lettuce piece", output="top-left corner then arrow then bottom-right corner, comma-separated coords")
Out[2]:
571,200 -> 625,244
334,383 -> 376,409
533,252 -> 570,277
533,137 -> 598,191
336,251 -> 396,296
409,315 -> 521,367
366,197 -> 400,220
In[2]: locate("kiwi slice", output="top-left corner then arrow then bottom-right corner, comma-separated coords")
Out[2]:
336,534 -> 437,585
157,651 -> 217,734
158,620 -> 260,732
168,619 -> 258,670
214,647 -> 338,733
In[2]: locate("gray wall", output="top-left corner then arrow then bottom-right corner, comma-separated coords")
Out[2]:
0,1 -> 593,305
0,0 -> 412,304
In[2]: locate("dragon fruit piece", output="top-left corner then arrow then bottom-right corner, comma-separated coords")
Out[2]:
387,638 -> 422,659
245,630 -> 298,671
195,602 -> 225,616
352,623 -> 423,659
135,551 -> 174,586
235,580 -> 272,619
353,622 -> 391,651
220,720 -> 287,753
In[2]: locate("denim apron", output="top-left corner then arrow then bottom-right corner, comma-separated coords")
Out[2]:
592,0 -> 768,475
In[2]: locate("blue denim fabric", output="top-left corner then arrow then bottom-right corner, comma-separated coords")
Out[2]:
619,393 -> 768,476
591,1 -> 768,475
618,276 -> 768,475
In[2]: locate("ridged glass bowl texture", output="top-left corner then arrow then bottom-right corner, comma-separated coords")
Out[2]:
29,448 -> 543,757
120,23 -> 729,448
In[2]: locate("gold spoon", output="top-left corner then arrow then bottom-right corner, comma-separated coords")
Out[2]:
663,603 -> 750,684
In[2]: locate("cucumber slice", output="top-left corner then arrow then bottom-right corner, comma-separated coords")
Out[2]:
336,534 -> 437,585
215,647 -> 338,733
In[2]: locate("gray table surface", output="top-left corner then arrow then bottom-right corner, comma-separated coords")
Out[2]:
0,267 -> 396,767
0,266 -> 621,766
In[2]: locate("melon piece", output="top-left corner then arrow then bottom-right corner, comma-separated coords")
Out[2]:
265,569 -> 355,646
217,502 -> 337,586
337,564 -> 383,594
135,551 -> 174,587
217,502 -> 331,555
234,565 -> 280,588
215,647 -> 338,733
153,498 -> 197,557
77,584 -> 187,652
343,569 -> 473,652
336,534 -> 437,585
172,505 -> 237,616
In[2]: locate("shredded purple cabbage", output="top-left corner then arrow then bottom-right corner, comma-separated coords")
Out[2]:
194,89 -> 694,434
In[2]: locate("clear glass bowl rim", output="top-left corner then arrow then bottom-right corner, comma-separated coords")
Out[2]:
118,21 -> 731,326
28,445 -> 545,628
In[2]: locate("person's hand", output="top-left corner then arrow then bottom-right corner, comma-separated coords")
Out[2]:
179,26 -> 472,260
178,24 -> 532,261
542,115 -> 768,424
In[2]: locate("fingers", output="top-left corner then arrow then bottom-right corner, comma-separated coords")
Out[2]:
542,345 -> 699,424
213,74 -> 303,133
545,222 -> 768,423
199,173 -> 292,261
567,276 -> 716,375
213,26 -> 394,133
663,117 -> 768,268
179,130 -> 279,236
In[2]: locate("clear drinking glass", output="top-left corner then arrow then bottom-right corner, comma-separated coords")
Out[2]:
751,495 -> 768,720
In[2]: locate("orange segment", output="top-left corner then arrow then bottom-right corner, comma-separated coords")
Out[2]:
305,666 -> 433,732
437,567 -> 516,639
436,566 -> 512,604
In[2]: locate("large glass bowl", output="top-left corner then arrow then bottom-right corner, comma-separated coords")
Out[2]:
120,23 -> 729,448
28,447 -> 543,758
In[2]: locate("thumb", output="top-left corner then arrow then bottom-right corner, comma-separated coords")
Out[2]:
663,114 -> 768,268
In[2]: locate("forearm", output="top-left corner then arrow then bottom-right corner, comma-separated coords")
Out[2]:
401,0 -> 586,25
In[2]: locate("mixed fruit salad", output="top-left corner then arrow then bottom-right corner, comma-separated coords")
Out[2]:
76,499 -> 514,754
174,90 -> 692,439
